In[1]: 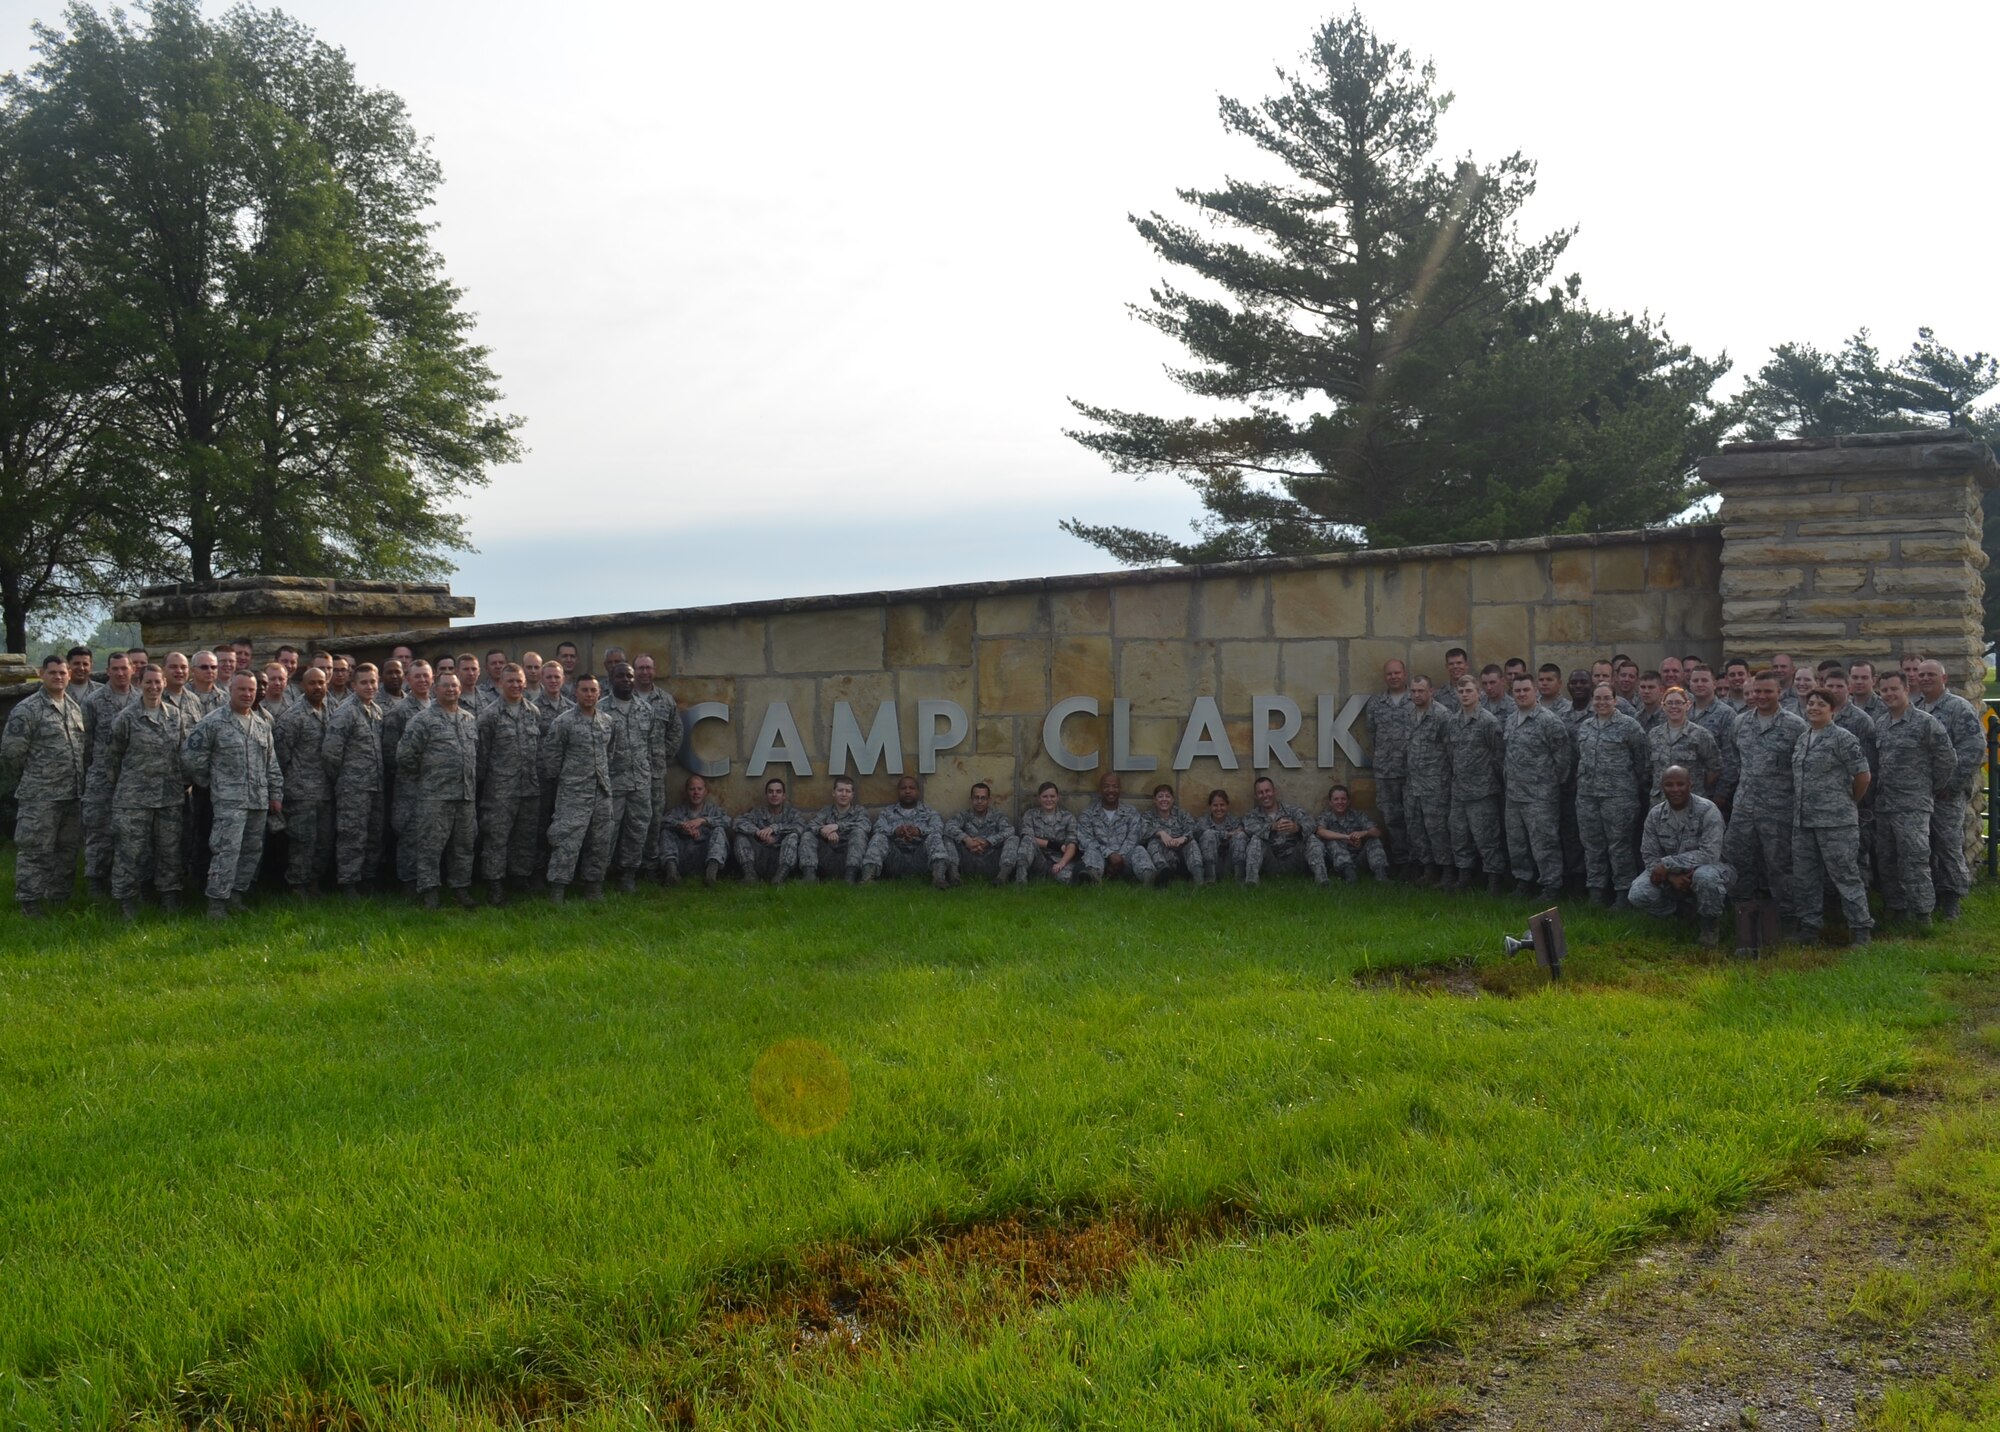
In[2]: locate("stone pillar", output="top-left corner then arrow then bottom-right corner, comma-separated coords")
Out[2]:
115,577 -> 475,657
1701,430 -> 1996,700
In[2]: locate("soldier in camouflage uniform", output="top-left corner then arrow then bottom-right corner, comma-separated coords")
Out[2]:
1078,772 -> 1156,885
1401,676 -> 1453,885
1819,665 -> 1877,884
102,666 -> 189,919
542,674 -> 618,902
1721,671 -> 1809,931
946,781 -> 1016,885
1633,672 -> 1666,734
633,654 -> 684,877
531,660 -> 573,869
1314,784 -> 1390,882
1445,676 -> 1507,894
1001,782 -> 1079,884
1363,660 -> 1415,873
799,774 -> 870,884
272,666 -> 335,898
1870,671 -> 1956,926
1628,765 -> 1733,947
1914,659 -> 1983,923
1848,660 -> 1887,721
1790,691 -> 1873,943
600,662 -> 656,891
1194,789 -> 1244,885
1574,684 -> 1653,907
381,660 -> 433,889
322,664 -> 387,897
1687,664 -> 1739,811
864,774 -> 951,887
1503,675 -> 1572,898
476,663 -> 544,904
661,772 -> 730,886
2,656 -> 89,915
1242,775 -> 1328,886
732,777 -> 807,884
397,672 -> 481,909
1648,687 -> 1722,803
79,651 -> 139,896
1138,783 -> 1203,884
1557,668 -> 1594,883
183,674 -> 283,918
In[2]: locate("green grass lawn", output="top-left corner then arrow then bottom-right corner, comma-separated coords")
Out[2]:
2,856 -> 1995,1430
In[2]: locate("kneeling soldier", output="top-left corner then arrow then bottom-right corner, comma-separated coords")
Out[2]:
1243,776 -> 1328,886
1195,789 -> 1244,884
1629,765 -> 1733,947
1001,782 -> 1078,884
1315,783 -> 1391,883
802,774 -> 870,884
660,773 -> 729,886
946,781 -> 1014,885
863,774 -> 950,887
1079,772 -> 1155,884
1140,783 -> 1204,884
732,777 -> 805,884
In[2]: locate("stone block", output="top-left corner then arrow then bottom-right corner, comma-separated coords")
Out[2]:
670,674 -> 737,708
816,671 -> 897,740
1052,636 -> 1114,702
1792,517 -> 1949,538
1812,568 -> 1870,594
1420,560 -> 1470,637
896,666 -> 976,734
1281,640 -> 1346,694
1370,567 -> 1424,638
1869,490 -> 1975,517
976,638 -> 1048,714
1898,535 -> 1982,562
976,593 -> 1043,636
1469,603 -> 1531,662
1721,620 -> 1852,644
1113,582 -> 1193,640
1783,597 -> 1876,621
1727,538 -> 1894,566
1594,545 -> 1647,592
677,617 -> 767,676
1645,541 -> 1705,590
886,601 -> 973,669
1719,494 -> 1865,523
1719,568 -> 1807,598
1535,604 -> 1594,645
1125,717 -> 1184,776
1470,552 -> 1546,604
1875,564 -> 1976,595
1669,592 -> 1723,641
770,608 -> 882,674
1550,548 -> 1594,600
1271,568 -> 1368,639
1218,641 -> 1282,711
1198,577 -> 1270,639
736,676 -> 819,762
1049,587 -> 1111,634
1347,638 -> 1415,692
976,717 -> 1016,758
1593,594 -> 1665,642
1119,639 -> 1216,716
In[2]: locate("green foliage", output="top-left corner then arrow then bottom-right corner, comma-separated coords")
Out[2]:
0,0 -> 521,604
1063,10 -> 1727,565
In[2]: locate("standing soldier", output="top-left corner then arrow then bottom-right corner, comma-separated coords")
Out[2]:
1629,765 -> 1733,948
1557,668 -> 1594,884
475,650 -> 507,710
1139,784 -> 1203,884
531,659 -> 572,870
862,774 -> 951,887
1001,781 -> 1079,885
1314,783 -> 1391,883
732,776 -> 807,885
322,664 -> 387,898
1914,659 -> 1983,923
1401,675 -> 1453,886
946,781 -> 1016,885
1819,664 -> 1877,881
542,673 -> 617,903
79,651 -> 139,897
103,665 -> 189,920
184,672 -> 283,919
633,654 -> 684,879
1633,672 -> 1667,733
1194,789 -> 1245,885
1503,674 -> 1571,899
1722,670 -> 1809,937
397,673 -> 481,909
660,772 -> 729,886
162,652 -> 202,725
381,659 -> 433,891
1686,664 -> 1739,812
1445,675 -> 1507,894
800,774 -> 870,885
1648,687 -> 1721,803
1363,659 -> 1415,875
1848,660 -> 1886,720
1078,772 -> 1155,885
1720,658 -> 1752,712
273,666 -> 335,899
476,663 -> 544,905
601,662 -> 654,893
1870,670 -> 1956,928
1241,776 -> 1328,887
1573,684 -> 1652,907
1791,690 -> 1873,944
2,655 -> 88,915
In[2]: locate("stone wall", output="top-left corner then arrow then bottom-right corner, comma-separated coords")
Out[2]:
117,577 -> 474,653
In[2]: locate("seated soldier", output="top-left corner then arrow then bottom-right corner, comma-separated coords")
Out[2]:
1194,788 -> 1245,885
1242,776 -> 1329,887
1628,764 -> 1734,948
660,773 -> 729,886
1314,783 -> 1391,883
1139,783 -> 1203,884
1078,772 -> 1155,884
862,774 -> 950,888
801,774 -> 871,884
1001,781 -> 1078,884
731,776 -> 806,885
945,781 -> 1014,885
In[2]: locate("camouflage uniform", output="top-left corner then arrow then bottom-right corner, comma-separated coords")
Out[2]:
602,691 -> 654,878
1,688 -> 88,908
946,805 -> 1016,883
476,697 -> 545,884
1401,703 -> 1453,871
1871,704 -> 1956,919
322,696 -> 387,889
1690,698 -> 1740,808
1363,691 -> 1415,863
1138,804 -> 1204,883
660,796 -> 730,880
272,699 -> 334,892
1647,719 -> 1722,804
541,705 -> 617,888
637,686 -> 684,874
103,700 -> 189,901
531,687 -> 574,863
1830,700 -> 1878,884
1503,704 -> 1572,894
1721,708 -> 1808,918
1002,805 -> 1079,884
397,702 -> 481,895
1574,712 -> 1652,897
189,683 -> 228,717
1790,722 -> 1871,936
1078,800 -> 1155,883
1628,795 -> 1732,919
1242,800 -> 1328,885
80,682 -> 138,886
864,799 -> 948,880
381,695 -> 432,885
1444,706 -> 1506,879
1557,703 -> 1591,883
731,801 -> 807,883
800,801 -> 872,883
1315,805 -> 1391,881
184,706 -> 282,902
1194,810 -> 1245,885
1853,692 -> 1889,722
1916,690 -> 1983,912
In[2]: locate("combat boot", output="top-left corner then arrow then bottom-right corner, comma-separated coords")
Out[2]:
1850,928 -> 1872,946
226,892 -> 247,914
340,884 -> 364,901
660,862 -> 681,887
1513,879 -> 1536,897
487,880 -> 508,907
1410,864 -> 1435,888
118,898 -> 138,923
1779,917 -> 1802,944
583,880 -> 605,903
548,883 -> 566,905
772,864 -> 791,887
1698,915 -> 1719,949
1938,891 -> 1962,922
1612,892 -> 1632,911
18,899 -> 44,919
1589,888 -> 1612,908
207,897 -> 229,921
1343,865 -> 1359,884
702,860 -> 721,888
1487,873 -> 1506,897
417,887 -> 440,910
860,865 -> 879,885
618,871 -> 638,894
159,891 -> 180,914
87,875 -> 111,899
798,869 -> 816,886
932,859 -> 952,890
450,886 -> 477,910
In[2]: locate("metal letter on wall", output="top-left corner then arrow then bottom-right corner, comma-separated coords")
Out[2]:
681,702 -> 731,778
917,700 -> 969,774
1252,695 -> 1303,770
829,701 -> 903,776
1172,696 -> 1239,771
746,701 -> 813,777
1321,693 -> 1370,767
1110,697 -> 1157,772
1043,695 -> 1100,772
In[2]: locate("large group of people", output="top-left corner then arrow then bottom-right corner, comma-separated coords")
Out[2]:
0,636 -> 1985,948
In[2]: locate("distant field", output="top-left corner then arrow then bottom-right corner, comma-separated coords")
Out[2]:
2,856 -> 1994,1430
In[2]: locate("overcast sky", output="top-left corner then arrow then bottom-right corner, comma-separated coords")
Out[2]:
5,0 -> 1995,625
